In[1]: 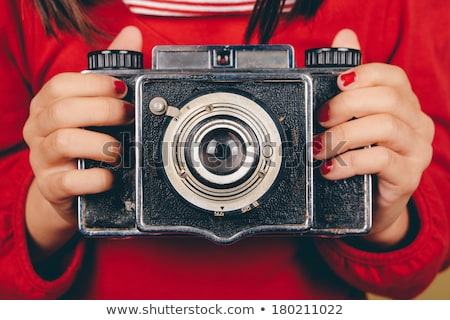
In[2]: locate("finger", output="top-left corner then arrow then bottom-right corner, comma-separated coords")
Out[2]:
317,86 -> 421,128
313,114 -> 424,159
31,73 -> 128,110
108,26 -> 143,52
40,168 -> 115,202
318,146 -> 421,193
41,128 -> 122,166
336,63 -> 413,92
331,28 -> 361,50
34,97 -> 134,137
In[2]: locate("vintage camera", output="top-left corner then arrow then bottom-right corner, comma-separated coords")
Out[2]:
78,45 -> 372,243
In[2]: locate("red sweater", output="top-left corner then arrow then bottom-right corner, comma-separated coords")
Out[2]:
0,0 -> 449,299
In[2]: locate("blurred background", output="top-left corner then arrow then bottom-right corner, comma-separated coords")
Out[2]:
368,267 -> 450,299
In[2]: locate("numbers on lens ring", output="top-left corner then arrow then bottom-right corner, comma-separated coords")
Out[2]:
271,304 -> 343,315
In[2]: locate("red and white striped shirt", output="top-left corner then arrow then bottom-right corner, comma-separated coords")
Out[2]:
123,0 -> 296,17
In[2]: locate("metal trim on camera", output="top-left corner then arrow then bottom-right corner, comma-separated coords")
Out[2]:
152,45 -> 295,70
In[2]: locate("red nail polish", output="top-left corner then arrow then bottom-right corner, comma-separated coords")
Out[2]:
318,104 -> 330,123
340,71 -> 356,87
320,159 -> 333,175
313,135 -> 323,155
124,102 -> 135,120
114,80 -> 127,95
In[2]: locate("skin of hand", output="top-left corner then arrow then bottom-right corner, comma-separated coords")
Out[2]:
22,26 -> 143,262
313,29 -> 435,249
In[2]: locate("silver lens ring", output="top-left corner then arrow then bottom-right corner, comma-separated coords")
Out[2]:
186,118 -> 259,187
161,92 -> 283,215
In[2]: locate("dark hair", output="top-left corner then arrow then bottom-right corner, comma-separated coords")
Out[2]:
245,0 -> 324,43
33,0 -> 99,39
33,0 -> 324,43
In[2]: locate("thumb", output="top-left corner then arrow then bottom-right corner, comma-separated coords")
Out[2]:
331,28 -> 361,51
108,26 -> 143,52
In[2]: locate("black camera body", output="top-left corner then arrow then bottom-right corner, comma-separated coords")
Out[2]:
78,45 -> 371,243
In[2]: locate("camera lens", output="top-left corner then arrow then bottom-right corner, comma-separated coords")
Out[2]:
200,128 -> 244,175
186,117 -> 259,188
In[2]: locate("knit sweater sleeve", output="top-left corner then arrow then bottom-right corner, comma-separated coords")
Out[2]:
0,0 -> 85,299
314,0 -> 450,299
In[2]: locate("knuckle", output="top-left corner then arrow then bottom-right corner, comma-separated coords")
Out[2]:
376,146 -> 394,172
35,175 -> 54,201
56,172 -> 74,196
422,114 -> 435,143
28,149 -> 43,172
385,64 -> 409,86
420,142 -> 433,169
101,98 -> 122,123
334,125 -> 349,147
369,64 -> 409,86
29,96 -> 41,113
383,86 -> 401,109
366,63 -> 386,80
86,73 -> 116,93
22,120 -> 33,143
45,73 -> 67,96
409,92 -> 421,111
85,97 -> 123,126
349,150 -> 371,176
391,65 -> 407,79
380,114 -> 400,139
23,113 -> 41,143
335,90 -> 355,109
342,151 -> 356,173
47,101 -> 66,126
404,170 -> 422,194
323,128 -> 348,158
48,129 -> 71,152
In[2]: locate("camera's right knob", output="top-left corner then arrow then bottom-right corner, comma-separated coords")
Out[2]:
305,48 -> 361,67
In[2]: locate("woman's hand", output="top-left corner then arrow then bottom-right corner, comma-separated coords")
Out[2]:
22,26 -> 142,261
23,72 -> 132,260
313,30 -> 435,249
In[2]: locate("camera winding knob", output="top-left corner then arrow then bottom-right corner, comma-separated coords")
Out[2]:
88,50 -> 144,70
305,48 -> 361,67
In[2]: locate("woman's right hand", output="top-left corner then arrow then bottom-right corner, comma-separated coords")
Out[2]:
22,26 -> 142,261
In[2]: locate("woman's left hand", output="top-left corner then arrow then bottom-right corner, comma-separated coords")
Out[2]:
313,29 -> 435,249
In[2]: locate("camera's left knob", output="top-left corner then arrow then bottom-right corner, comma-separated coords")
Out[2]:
88,50 -> 144,70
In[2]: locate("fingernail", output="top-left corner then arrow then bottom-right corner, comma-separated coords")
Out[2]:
340,71 -> 356,87
124,102 -> 135,120
114,80 -> 127,95
317,104 -> 330,123
320,159 -> 333,175
313,135 -> 323,155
